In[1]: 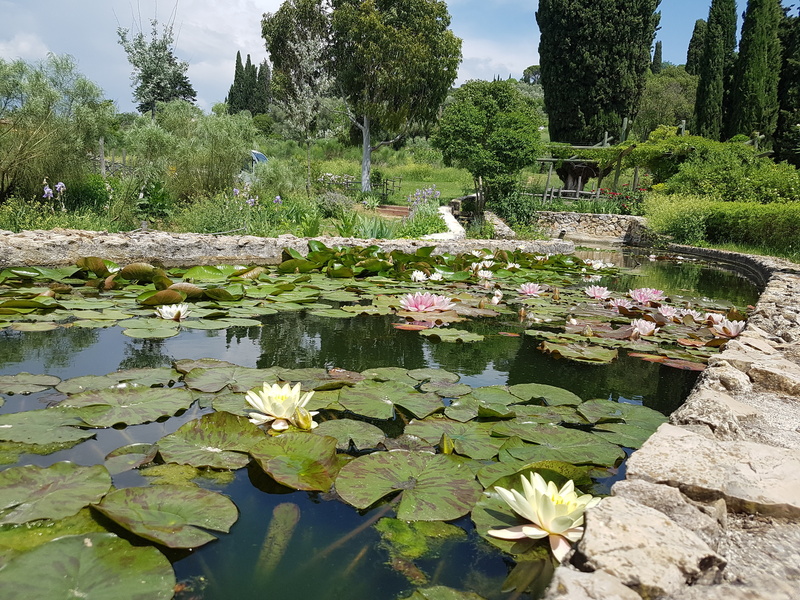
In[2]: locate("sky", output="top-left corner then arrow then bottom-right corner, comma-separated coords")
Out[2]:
0,1 -> 760,114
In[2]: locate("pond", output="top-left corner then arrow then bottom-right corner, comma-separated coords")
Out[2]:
0,244 -> 759,599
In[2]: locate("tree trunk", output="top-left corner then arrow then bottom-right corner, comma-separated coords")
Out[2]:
305,139 -> 312,198
361,115 -> 372,192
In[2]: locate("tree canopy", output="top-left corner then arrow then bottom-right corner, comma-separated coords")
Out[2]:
776,6 -> 800,166
330,0 -> 462,191
633,66 -> 698,140
117,19 -> 196,118
536,0 -> 661,146
686,19 -> 707,76
431,79 -> 543,209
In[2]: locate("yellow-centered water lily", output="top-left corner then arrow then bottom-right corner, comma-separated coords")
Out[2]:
245,382 -> 318,431
154,303 -> 191,321
487,472 -> 601,562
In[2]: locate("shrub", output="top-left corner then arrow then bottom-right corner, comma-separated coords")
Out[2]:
489,191 -> 539,226
317,191 -> 352,218
642,193 -> 709,244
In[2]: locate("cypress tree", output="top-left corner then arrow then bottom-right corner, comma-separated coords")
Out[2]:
652,40 -> 663,74
226,51 -> 246,113
536,0 -> 661,145
686,19 -> 707,75
775,7 -> 800,166
693,0 -> 737,139
243,54 -> 258,114
727,0 -> 783,143
254,60 -> 271,115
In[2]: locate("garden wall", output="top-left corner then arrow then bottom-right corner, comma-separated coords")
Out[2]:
535,211 -> 651,246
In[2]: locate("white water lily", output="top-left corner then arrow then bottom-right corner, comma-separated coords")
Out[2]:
488,473 -> 601,562
712,318 -> 746,338
245,382 -> 318,431
410,270 -> 428,282
154,303 -> 191,321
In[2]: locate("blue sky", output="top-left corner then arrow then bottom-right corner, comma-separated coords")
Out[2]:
0,1 -> 758,113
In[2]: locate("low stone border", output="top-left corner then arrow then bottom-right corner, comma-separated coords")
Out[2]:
546,244 -> 800,600
536,211 -> 651,247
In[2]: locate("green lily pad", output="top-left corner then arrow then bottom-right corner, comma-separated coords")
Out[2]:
419,329 -> 484,343
538,341 -> 618,364
508,383 -> 583,406
338,380 -> 439,420
56,375 -> 122,394
10,322 -> 59,332
0,463 -> 112,525
60,388 -> 194,427
407,368 -> 460,383
419,381 -> 472,397
494,424 -> 626,466
180,319 -> 231,330
592,422 -> 656,448
173,358 -> 238,374
0,533 -> 175,600
250,432 -> 342,491
335,451 -> 482,521
122,326 -> 179,339
0,373 -> 61,395
158,412 -> 264,469
93,485 -> 238,548
136,289 -> 186,306
360,367 -> 418,386
399,586 -> 486,600
470,491 -> 541,555
577,399 -> 668,429
405,419 -> 504,460
104,443 -> 159,474
0,408 -> 100,444
183,265 -> 226,281
184,366 -> 279,393
313,419 -> 386,450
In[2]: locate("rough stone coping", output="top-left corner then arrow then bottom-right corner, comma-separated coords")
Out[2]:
2,228 -> 800,598
547,242 -> 800,599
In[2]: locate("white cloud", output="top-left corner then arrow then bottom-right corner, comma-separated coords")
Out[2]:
457,36 -> 539,84
0,32 -> 50,61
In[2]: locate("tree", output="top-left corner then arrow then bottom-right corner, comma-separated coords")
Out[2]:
686,19 -> 707,75
262,0 -> 332,193
522,65 -> 541,84
117,19 -> 196,118
0,54 -> 111,201
227,53 -> 270,115
431,79 -> 544,212
652,40 -> 663,74
226,51 -> 247,113
536,0 -> 660,145
330,0 -> 462,192
536,0 -> 660,188
632,65 -> 698,140
728,0 -> 783,144
693,0 -> 737,140
775,6 -> 800,166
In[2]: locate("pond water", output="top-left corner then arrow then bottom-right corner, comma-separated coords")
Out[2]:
0,248 -> 759,600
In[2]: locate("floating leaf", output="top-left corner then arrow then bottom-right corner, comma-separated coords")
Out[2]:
494,424 -> 626,467
183,265 -> 226,281
591,423 -> 655,449
94,485 -> 238,548
104,443 -> 159,474
577,399 -> 667,429
158,412 -> 264,469
0,463 -> 111,524
136,289 -> 186,306
0,408 -> 100,444
404,419 -> 503,460
399,585 -> 486,600
419,328 -> 484,343
184,366 -> 279,393
313,419 -> 386,450
508,383 -> 583,406
407,369 -> 460,383
250,432 -> 342,491
60,388 -> 194,427
0,533 -> 175,600
335,451 -> 482,521
10,322 -> 58,332
538,341 -> 618,364
0,373 -> 61,395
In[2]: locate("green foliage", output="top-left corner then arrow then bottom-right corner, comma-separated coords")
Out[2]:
465,218 -> 495,239
432,79 -> 543,205
0,55 -> 112,201
694,0 -> 738,140
727,0 -> 782,142
117,19 -> 197,117
535,0 -> 660,144
651,41 -> 663,74
776,8 -> 800,166
642,194 -> 710,244
489,191 -> 540,227
686,19 -> 707,76
633,66 -> 698,141
226,53 -> 269,116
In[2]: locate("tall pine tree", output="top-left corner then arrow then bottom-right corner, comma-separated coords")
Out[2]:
686,19 -> 706,75
536,0 -> 660,147
652,40 -> 663,73
776,7 -> 800,165
226,51 -> 246,113
693,0 -> 737,139
727,0 -> 783,143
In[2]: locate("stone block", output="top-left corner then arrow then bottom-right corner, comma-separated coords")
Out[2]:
545,568 -> 640,600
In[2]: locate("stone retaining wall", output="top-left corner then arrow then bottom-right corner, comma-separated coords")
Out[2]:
536,211 -> 651,246
546,244 -> 800,600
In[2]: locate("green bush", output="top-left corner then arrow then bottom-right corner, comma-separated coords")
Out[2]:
489,191 -> 539,226
643,194 -> 709,244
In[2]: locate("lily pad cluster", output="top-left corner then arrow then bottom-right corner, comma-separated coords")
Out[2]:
0,242 -> 745,368
0,359 -> 668,596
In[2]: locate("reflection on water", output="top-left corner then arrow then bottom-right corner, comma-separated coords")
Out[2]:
0,252 -> 761,599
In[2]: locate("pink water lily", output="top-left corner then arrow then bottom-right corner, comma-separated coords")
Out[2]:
487,472 -> 601,562
629,318 -> 659,338
518,282 -> 544,297
399,292 -> 456,312
657,305 -> 678,318
607,298 -> 633,311
629,288 -> 665,304
584,285 -> 611,300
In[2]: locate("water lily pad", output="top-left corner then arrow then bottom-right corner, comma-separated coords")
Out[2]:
335,451 -> 482,521
508,383 -> 583,406
419,381 -> 472,397
0,408 -> 100,444
338,380 -> 438,420
313,419 -> 386,450
419,329 -> 484,343
577,399 -> 667,429
10,322 -> 59,332
0,463 -> 112,524
104,443 -> 159,474
407,368 -> 460,383
0,373 -> 61,395
137,289 -> 186,306
538,341 -> 618,364
184,366 -> 280,393
399,586 -> 486,600
183,265 -> 226,281
404,419 -> 504,460
174,358 -> 238,374
180,319 -> 229,330
470,491 -> 542,555
122,326 -> 179,339
309,308 -> 356,318
361,367 -> 418,386
158,412 -> 264,469
494,424 -> 626,466
93,485 -> 238,548
0,533 -> 175,600
250,432 -> 342,491
60,388 -> 194,427
592,422 -> 655,448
